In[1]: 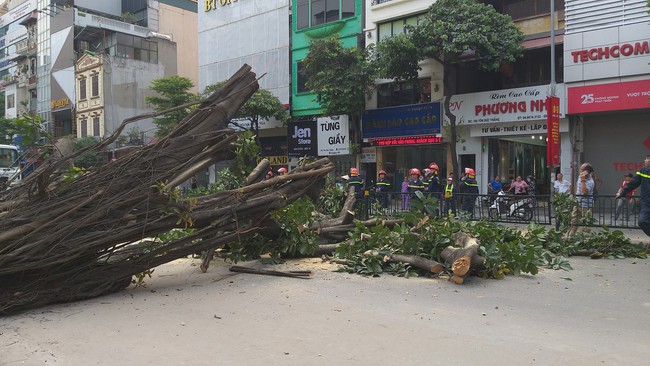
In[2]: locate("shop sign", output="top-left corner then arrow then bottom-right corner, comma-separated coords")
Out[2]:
371,135 -> 442,147
50,98 -> 70,110
362,102 -> 441,139
0,0 -> 36,28
265,155 -> 288,166
567,79 -> 650,114
446,84 -> 566,124
317,115 -> 349,156
205,0 -> 239,12
287,120 -> 317,158
546,96 -> 560,166
469,120 -> 564,137
360,147 -> 376,163
570,41 -> 649,63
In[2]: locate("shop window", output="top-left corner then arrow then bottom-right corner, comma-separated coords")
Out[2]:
81,119 -> 87,137
377,14 -> 424,43
296,61 -> 309,93
377,79 -> 430,108
91,75 -> 99,97
93,117 -> 100,137
79,78 -> 87,100
503,0 -> 564,20
298,0 -> 356,30
6,93 -> 14,109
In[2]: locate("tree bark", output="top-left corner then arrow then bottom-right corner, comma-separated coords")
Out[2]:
383,254 -> 444,273
0,64 -> 335,315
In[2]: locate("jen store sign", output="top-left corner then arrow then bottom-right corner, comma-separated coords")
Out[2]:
288,116 -> 351,157
446,84 -> 566,124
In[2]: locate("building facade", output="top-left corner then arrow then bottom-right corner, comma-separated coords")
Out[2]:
363,0 -> 567,194
0,0 -> 37,119
564,0 -> 650,196
291,0 -> 362,176
2,0 -> 196,148
199,0 -> 291,178
363,0 -> 445,183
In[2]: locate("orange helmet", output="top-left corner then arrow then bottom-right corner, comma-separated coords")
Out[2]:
378,170 -> 386,176
350,168 -> 359,176
429,163 -> 439,172
277,167 -> 287,174
409,168 -> 421,176
466,168 -> 476,176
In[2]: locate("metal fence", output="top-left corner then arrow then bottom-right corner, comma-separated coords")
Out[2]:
357,192 -> 641,229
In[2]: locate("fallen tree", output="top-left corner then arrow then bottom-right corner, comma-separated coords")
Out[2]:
0,65 -> 334,314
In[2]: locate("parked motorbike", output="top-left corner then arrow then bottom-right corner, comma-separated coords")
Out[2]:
488,190 -> 533,221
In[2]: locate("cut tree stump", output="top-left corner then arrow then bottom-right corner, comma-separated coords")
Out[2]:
440,232 -> 486,284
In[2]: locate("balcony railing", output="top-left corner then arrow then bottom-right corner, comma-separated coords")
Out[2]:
2,74 -> 17,84
74,8 -> 150,39
371,0 -> 394,5
15,38 -> 37,56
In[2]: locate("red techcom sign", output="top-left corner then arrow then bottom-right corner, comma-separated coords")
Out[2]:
571,41 -> 650,63
567,79 -> 650,114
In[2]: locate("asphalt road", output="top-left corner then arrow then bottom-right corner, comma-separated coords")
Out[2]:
2,250 -> 649,366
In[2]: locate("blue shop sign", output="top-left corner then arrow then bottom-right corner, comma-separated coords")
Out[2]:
362,102 -> 441,139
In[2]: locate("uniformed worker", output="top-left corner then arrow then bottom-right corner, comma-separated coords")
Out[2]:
460,168 -> 479,217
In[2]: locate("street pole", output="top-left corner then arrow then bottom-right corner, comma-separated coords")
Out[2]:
550,0 -> 557,229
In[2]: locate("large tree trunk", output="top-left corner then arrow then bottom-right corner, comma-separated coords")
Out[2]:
0,64 -> 334,315
443,62 -> 460,178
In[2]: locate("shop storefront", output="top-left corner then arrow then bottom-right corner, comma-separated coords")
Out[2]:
564,20 -> 650,195
287,115 -> 356,178
447,84 -> 569,194
361,102 -> 444,185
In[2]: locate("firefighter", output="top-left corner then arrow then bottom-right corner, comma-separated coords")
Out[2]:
443,177 -> 458,216
616,154 -> 650,236
407,168 -> 425,193
374,170 -> 391,208
460,168 -> 479,217
427,163 -> 442,196
264,170 -> 274,181
422,168 -> 432,188
347,167 -> 364,200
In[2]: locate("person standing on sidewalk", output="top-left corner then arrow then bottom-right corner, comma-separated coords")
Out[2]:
554,172 -> 571,194
567,163 -> 595,237
616,155 -> 650,236
614,173 -> 637,223
443,177 -> 458,216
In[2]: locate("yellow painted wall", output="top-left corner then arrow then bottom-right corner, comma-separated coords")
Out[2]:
159,3 -> 198,93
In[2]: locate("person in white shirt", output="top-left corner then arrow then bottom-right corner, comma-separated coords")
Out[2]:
553,172 -> 571,194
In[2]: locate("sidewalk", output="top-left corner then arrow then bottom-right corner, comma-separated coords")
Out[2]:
501,222 -> 648,245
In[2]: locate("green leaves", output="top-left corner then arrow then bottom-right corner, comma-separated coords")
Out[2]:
303,36 -> 377,118
203,82 -> 289,134
146,75 -> 197,137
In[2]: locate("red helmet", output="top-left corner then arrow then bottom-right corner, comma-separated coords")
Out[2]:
266,170 -> 274,177
378,170 -> 387,176
409,168 -> 421,176
429,163 -> 439,172
350,168 -> 359,176
277,167 -> 287,174
466,168 -> 476,176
